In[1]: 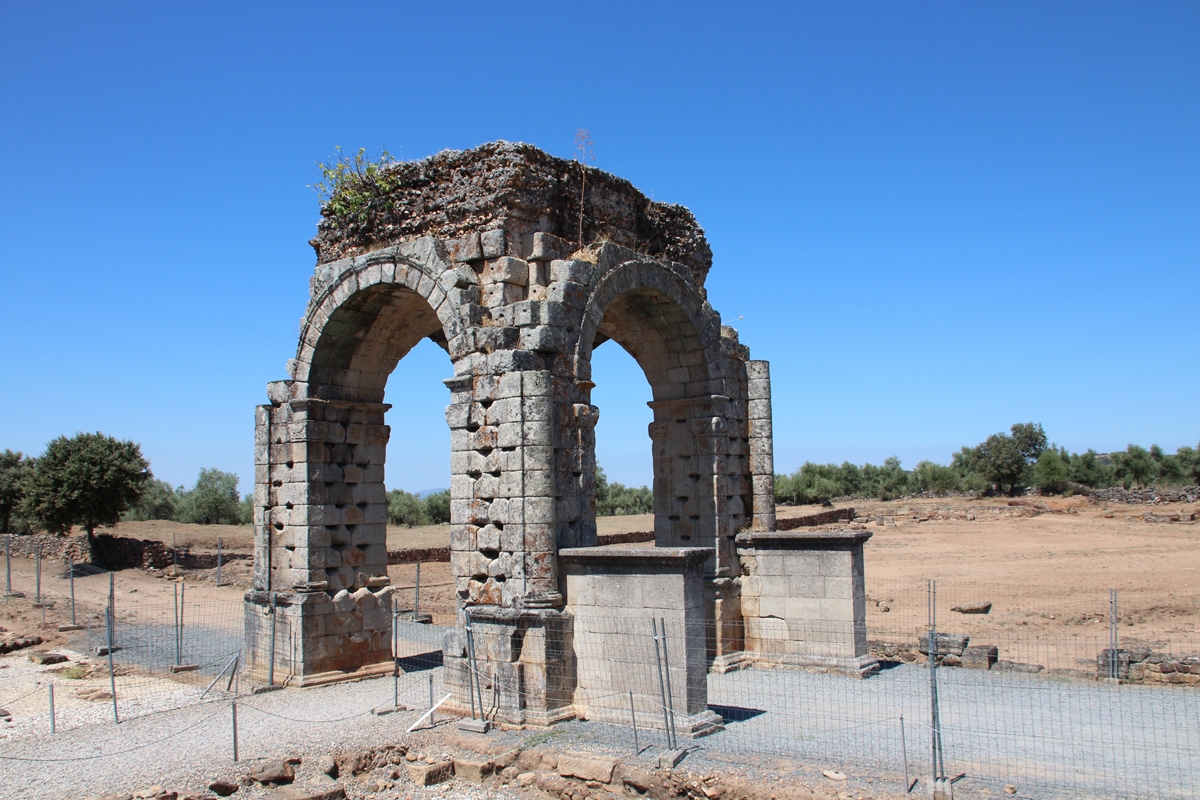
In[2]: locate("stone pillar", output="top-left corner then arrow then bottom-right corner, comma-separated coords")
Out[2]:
735,530 -> 878,677
648,395 -> 736,577
746,360 -> 775,531
560,547 -> 723,737
244,383 -> 395,685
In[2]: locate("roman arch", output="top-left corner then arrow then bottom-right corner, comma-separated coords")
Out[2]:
246,142 -> 870,725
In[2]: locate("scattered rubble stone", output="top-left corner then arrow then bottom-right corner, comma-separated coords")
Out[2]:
247,760 -> 295,785
206,780 -> 238,797
557,751 -> 618,783
407,760 -> 454,786
0,635 -> 43,654
453,756 -> 493,783
950,601 -> 992,614
29,651 -> 69,665
1090,486 -> 1199,505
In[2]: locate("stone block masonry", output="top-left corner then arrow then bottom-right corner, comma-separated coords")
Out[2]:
246,142 -> 776,712
734,530 -> 878,678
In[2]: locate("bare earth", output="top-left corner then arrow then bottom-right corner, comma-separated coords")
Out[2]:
6,496 -> 1198,644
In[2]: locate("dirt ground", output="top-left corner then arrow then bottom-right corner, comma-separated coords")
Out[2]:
6,496 -> 1198,649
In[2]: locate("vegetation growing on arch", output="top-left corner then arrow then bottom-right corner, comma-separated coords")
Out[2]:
311,146 -> 400,227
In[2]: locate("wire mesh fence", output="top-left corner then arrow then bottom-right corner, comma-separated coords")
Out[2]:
2,555 -> 1198,799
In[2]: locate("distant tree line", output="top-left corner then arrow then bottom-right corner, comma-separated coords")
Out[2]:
386,488 -> 451,527
775,423 -> 1200,505
124,468 -> 253,526
0,434 -> 254,540
595,466 -> 653,516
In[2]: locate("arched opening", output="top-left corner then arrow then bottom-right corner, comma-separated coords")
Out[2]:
578,273 -> 745,579
590,339 -> 654,529
295,283 -> 451,596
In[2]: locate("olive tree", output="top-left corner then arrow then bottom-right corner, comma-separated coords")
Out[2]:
0,450 -> 34,534
23,433 -> 151,558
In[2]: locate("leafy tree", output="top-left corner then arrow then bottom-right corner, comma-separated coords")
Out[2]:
178,468 -> 242,525
238,493 -> 255,525
1112,444 -> 1157,488
972,432 -> 1027,494
0,450 -> 34,534
595,466 -> 653,516
1010,422 -> 1048,463
387,489 -> 426,527
1068,449 -> 1114,488
23,433 -> 151,557
1177,445 -> 1200,485
125,478 -> 182,521
1155,451 -> 1185,486
423,490 -> 451,524
970,423 -> 1046,495
913,460 -> 960,494
1033,449 -> 1069,494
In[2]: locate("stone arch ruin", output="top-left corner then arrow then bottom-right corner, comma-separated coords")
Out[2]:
245,142 -> 872,726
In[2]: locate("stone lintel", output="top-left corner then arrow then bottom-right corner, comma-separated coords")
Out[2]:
559,546 -> 711,567
735,529 -> 872,547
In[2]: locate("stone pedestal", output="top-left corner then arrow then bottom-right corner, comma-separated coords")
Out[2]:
561,546 -> 724,737
735,530 -> 878,677
441,606 -> 575,727
243,587 -> 395,686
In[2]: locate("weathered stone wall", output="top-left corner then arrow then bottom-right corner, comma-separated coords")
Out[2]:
561,547 -> 722,735
310,141 -> 713,288
247,141 -> 773,696
735,530 -> 877,677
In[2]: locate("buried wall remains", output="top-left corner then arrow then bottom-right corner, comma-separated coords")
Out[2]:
245,141 -> 870,720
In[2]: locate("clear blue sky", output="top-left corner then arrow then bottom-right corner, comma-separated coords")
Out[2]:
1,1 -> 1196,496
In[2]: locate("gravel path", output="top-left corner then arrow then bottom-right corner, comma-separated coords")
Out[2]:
3,636 -> 1198,800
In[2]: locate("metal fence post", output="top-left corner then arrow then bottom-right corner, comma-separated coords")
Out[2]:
464,608 -> 484,721
392,596 -> 399,710
35,542 -> 42,605
268,592 -> 277,687
659,617 -> 678,750
49,683 -> 56,734
629,690 -> 640,755
1109,588 -> 1119,680
900,714 -> 912,793
68,554 -> 77,626
231,701 -> 239,761
429,672 -> 435,726
106,604 -> 119,724
928,580 -> 945,793
4,532 -> 10,596
651,618 -> 673,749
216,537 -> 223,587
414,561 -> 422,619
108,572 -> 116,644
174,582 -> 181,666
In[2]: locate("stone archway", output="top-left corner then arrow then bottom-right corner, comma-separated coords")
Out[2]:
245,239 -> 474,685
244,142 -> 783,717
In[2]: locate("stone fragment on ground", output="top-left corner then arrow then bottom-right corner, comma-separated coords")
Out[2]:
950,600 -> 992,614
407,760 -> 454,786
29,650 -> 69,664
269,784 -> 345,800
453,756 -> 493,783
557,751 -> 617,783
207,780 -> 238,796
248,760 -> 295,785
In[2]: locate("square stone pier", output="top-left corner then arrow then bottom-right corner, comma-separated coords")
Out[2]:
560,546 -> 724,737
735,529 -> 879,677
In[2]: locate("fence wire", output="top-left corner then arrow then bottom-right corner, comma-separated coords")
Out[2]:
2,560 -> 1198,799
